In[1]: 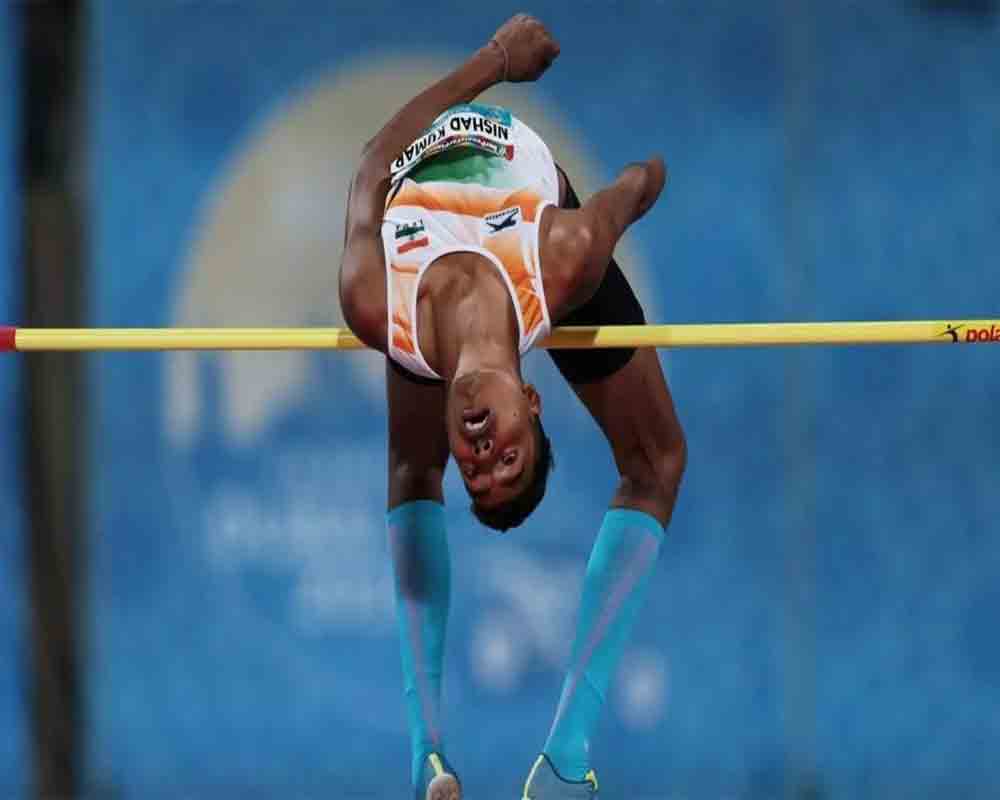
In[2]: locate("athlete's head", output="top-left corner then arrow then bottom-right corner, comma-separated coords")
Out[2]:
447,369 -> 555,531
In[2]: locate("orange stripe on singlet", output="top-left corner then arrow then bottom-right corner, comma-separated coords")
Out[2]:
389,182 -> 543,222
481,231 -> 544,335
501,188 -> 544,222
518,288 -> 543,334
392,329 -> 415,354
391,310 -> 416,354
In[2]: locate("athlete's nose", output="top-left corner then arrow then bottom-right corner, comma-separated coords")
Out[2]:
473,437 -> 493,457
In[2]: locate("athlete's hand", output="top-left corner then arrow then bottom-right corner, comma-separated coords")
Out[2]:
490,14 -> 560,83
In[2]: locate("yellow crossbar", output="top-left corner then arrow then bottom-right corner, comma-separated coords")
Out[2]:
2,321 -> 999,352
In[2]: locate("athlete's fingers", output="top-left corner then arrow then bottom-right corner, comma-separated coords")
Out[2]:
491,13 -> 559,82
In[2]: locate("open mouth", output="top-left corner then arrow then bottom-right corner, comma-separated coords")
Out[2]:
461,408 -> 491,435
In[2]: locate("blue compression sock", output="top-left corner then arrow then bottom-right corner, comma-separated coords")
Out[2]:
543,508 -> 665,780
387,500 -> 451,787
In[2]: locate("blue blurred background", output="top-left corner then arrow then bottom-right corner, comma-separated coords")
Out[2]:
6,1 -> 1000,798
1,4 -> 26,797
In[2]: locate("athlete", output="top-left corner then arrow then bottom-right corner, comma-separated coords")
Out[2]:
339,14 -> 686,800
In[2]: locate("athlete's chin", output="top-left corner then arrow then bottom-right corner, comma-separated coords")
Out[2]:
450,372 -> 492,408
448,375 -> 508,420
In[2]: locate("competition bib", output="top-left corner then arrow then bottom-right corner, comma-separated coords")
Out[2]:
389,104 -> 515,182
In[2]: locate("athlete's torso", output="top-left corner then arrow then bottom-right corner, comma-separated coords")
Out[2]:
381,103 -> 559,381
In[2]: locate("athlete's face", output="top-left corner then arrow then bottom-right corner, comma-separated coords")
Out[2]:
447,370 -> 541,510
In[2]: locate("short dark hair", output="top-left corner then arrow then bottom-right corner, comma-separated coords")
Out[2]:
470,416 -> 554,532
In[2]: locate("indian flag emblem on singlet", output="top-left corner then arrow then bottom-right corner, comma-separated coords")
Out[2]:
394,220 -> 429,254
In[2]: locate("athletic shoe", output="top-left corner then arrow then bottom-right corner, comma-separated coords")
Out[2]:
521,753 -> 599,799
415,752 -> 461,800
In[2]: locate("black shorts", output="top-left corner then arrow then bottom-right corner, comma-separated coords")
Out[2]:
387,166 -> 646,387
545,165 -> 645,385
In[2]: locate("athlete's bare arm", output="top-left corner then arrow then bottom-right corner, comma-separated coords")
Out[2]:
338,14 -> 560,350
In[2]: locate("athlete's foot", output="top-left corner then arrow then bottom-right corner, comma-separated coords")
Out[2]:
521,753 -> 599,799
415,752 -> 461,800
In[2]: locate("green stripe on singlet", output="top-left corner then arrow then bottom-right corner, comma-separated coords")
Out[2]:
407,146 -> 518,188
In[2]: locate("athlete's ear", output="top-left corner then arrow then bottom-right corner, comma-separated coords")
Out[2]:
523,383 -> 541,417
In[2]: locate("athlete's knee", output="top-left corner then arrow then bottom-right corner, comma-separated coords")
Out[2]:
655,432 -> 687,495
547,213 -> 594,269
388,454 -> 446,505
615,430 -> 687,520
546,212 -> 612,305
640,434 -> 687,498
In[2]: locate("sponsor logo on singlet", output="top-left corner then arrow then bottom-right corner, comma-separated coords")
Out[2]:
391,104 -> 515,180
394,219 -> 429,254
483,206 -> 522,235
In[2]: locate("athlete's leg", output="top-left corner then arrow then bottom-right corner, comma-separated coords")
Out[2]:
545,163 -> 685,525
536,349 -> 685,788
569,347 -> 686,525
385,359 -> 461,799
530,167 -> 685,787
